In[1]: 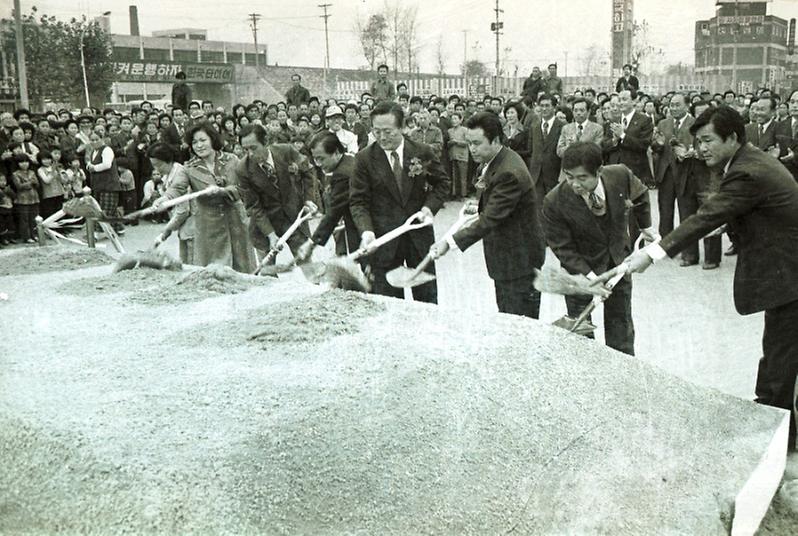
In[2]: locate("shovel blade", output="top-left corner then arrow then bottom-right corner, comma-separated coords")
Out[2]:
300,257 -> 371,292
552,315 -> 597,336
386,266 -> 437,289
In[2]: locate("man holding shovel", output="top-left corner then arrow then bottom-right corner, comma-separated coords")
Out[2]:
350,101 -> 450,303
542,142 -> 658,355
429,112 -> 545,318
236,124 -> 316,262
622,106 -> 798,448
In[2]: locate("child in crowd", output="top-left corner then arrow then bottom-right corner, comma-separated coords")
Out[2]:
118,164 -> 137,220
0,170 -> 14,245
62,155 -> 86,199
11,154 -> 40,243
447,112 -> 469,200
141,169 -> 168,223
36,150 -> 65,219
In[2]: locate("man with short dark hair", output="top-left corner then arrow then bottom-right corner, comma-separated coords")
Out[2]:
285,73 -> 311,107
527,93 -> 565,202
236,123 -> 316,259
544,63 -> 563,95
350,101 -> 450,303
624,105 -> 798,449
615,64 -> 640,94
544,142 -> 655,355
171,71 -> 191,111
431,111 -> 545,318
201,100 -> 214,115
522,66 -> 545,101
370,64 -> 396,103
652,92 -> 697,264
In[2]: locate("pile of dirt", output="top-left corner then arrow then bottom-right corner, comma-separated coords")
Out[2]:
56,264 -> 274,305
0,246 -> 111,276
0,269 -> 787,534
179,290 -> 386,346
57,267 -> 182,297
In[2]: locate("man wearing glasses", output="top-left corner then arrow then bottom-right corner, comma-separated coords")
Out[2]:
350,102 -> 450,303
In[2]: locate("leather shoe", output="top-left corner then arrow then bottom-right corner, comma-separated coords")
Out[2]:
702,262 -> 719,270
724,245 -> 737,256
679,258 -> 698,267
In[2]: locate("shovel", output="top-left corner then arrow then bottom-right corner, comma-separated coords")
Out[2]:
300,212 -> 433,291
386,202 -> 479,289
254,201 -> 318,276
552,236 -> 648,335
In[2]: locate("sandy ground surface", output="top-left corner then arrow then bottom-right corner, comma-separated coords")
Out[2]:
0,190 -> 795,534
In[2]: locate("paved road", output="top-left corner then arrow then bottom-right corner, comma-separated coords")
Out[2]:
107,189 -> 760,402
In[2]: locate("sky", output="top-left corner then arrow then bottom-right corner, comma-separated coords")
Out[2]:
11,0 -> 798,75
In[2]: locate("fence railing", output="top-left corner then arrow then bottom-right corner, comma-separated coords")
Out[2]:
335,74 -> 735,101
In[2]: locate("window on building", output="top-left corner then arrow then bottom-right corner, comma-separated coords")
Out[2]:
756,26 -> 765,35
174,49 -> 198,62
743,26 -> 752,34
719,26 -> 726,34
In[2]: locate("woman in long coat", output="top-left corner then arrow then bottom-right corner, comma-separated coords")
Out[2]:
157,122 -> 256,273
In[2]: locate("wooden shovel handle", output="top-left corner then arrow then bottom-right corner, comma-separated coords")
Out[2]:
124,186 -> 218,221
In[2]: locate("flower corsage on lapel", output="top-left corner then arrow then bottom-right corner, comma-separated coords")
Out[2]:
408,157 -> 433,192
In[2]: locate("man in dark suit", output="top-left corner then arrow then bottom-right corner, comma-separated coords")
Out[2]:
652,92 -> 698,265
745,96 -> 781,156
171,71 -> 191,113
543,142 -> 656,355
160,108 -> 190,163
527,93 -> 565,204
605,90 -> 654,185
350,101 -> 450,303
431,112 -> 545,318
625,106 -> 798,448
236,124 -> 316,258
777,88 -> 798,181
296,132 -> 360,261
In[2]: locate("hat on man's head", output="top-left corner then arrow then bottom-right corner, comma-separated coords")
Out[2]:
325,105 -> 344,118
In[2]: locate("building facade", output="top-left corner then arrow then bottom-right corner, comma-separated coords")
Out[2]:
695,0 -> 794,94
109,32 -> 267,105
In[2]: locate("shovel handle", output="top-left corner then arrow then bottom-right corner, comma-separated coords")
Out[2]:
255,203 -> 317,275
124,186 -> 218,221
349,213 -> 431,261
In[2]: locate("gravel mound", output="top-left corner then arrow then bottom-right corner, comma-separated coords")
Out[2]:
177,290 -> 386,347
0,273 -> 786,534
0,245 -> 111,276
56,264 -> 274,305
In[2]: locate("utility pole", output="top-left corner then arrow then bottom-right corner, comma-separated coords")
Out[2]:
318,4 -> 332,97
248,13 -> 261,67
491,0 -> 503,95
13,0 -> 29,108
79,29 -> 91,107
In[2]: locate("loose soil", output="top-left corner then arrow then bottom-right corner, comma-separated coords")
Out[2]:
0,245 -> 112,276
176,290 -> 386,347
56,264 -> 275,305
0,233 -> 791,535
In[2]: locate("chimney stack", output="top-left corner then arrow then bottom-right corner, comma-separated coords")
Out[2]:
129,5 -> 140,36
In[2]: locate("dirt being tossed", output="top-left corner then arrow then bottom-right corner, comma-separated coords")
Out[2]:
0,245 -> 112,276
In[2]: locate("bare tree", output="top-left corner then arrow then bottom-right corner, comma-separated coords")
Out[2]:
357,0 -> 421,75
631,20 -> 664,76
355,13 -> 388,70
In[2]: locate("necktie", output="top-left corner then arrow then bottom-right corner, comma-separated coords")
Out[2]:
577,124 -> 583,140
542,121 -> 549,138
391,150 -> 405,196
792,120 -> 798,139
622,117 -> 628,130
588,191 -> 606,216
